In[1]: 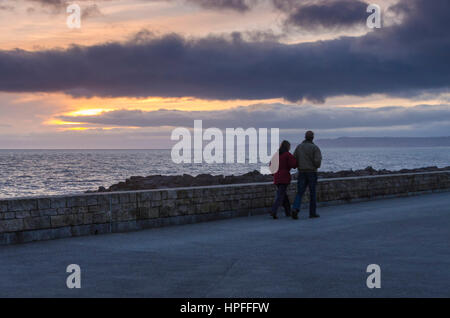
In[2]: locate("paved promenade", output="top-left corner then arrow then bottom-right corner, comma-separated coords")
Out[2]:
0,192 -> 449,297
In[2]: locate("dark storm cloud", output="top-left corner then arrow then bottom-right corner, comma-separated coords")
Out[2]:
283,0 -> 369,30
184,0 -> 252,12
28,0 -> 65,5
57,104 -> 450,130
27,0 -> 73,10
25,0 -> 253,12
24,0 -> 104,17
0,0 -> 449,102
21,0 -> 373,30
81,4 -> 102,19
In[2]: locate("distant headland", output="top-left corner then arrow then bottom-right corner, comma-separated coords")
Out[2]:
315,137 -> 450,147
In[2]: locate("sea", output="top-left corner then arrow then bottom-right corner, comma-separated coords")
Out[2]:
0,147 -> 449,199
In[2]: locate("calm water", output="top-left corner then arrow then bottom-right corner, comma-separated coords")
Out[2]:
0,147 -> 449,199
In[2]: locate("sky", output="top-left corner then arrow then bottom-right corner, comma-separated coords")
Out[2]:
0,0 -> 449,148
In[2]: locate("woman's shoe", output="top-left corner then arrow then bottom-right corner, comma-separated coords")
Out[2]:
291,209 -> 299,220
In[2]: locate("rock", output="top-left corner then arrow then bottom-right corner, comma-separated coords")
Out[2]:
87,166 -> 449,193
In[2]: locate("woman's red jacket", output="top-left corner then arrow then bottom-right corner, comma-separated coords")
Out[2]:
273,151 -> 297,184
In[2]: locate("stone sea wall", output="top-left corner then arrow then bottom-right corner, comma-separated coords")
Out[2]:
1,171 -> 449,245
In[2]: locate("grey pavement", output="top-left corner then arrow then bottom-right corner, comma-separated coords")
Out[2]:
0,192 -> 449,297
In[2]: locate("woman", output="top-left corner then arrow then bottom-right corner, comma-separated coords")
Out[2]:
270,140 -> 297,219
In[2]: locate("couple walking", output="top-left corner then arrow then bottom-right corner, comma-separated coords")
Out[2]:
270,131 -> 322,220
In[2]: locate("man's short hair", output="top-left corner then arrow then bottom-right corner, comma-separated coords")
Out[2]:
305,130 -> 314,141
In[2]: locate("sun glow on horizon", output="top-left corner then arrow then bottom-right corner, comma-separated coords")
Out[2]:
45,119 -> 82,126
67,108 -> 113,116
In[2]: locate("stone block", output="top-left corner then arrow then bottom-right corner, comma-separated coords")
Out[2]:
97,195 -> 110,206
91,223 -> 111,235
51,214 -> 83,227
71,225 -> 92,237
138,199 -> 151,208
21,229 -> 53,243
193,189 -> 204,198
0,219 -> 24,233
2,212 -> 15,220
129,192 -> 137,202
209,202 -> 220,213
112,209 -> 136,222
8,199 -> 37,212
138,207 -> 159,219
71,206 -> 88,214
160,205 -> 174,217
176,190 -> 189,199
51,227 -> 72,239
23,216 -> 51,230
151,200 -> 162,207
137,191 -> 152,201
136,218 -> 160,230
51,215 -> 68,227
15,211 -> 31,219
0,201 -> 8,213
88,205 -> 100,213
57,207 -> 72,215
251,198 -> 265,209
153,191 -> 162,201
83,213 -> 93,224
198,203 -> 210,214
86,196 -> 98,206
51,197 -> 66,209
112,220 -> 137,233
67,196 -> 87,208
93,212 -> 110,224
239,200 -> 251,209
37,198 -> 51,209
119,193 -> 130,204
31,210 -> 41,217
221,201 -> 231,211
110,194 -> 120,205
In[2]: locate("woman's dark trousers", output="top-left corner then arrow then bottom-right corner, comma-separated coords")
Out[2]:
271,184 -> 291,216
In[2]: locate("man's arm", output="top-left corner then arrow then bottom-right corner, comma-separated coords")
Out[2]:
313,146 -> 322,169
293,146 -> 299,161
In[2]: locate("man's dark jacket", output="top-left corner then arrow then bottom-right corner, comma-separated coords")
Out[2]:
293,140 -> 322,172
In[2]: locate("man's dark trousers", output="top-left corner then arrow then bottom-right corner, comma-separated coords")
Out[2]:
292,172 -> 318,216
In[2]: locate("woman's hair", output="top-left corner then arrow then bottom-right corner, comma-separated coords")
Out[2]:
279,140 -> 290,154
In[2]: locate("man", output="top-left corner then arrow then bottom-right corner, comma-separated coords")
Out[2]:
292,131 -> 322,219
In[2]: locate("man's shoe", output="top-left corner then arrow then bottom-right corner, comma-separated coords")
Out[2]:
285,211 -> 291,217
291,209 -> 299,220
270,213 -> 278,219
309,214 -> 320,218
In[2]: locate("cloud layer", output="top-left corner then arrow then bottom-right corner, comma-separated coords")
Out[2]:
0,0 -> 449,103
283,0 -> 369,30
57,103 -> 450,131
184,0 -> 252,11
25,0 -> 253,12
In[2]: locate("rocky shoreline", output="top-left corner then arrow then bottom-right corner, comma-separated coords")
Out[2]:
89,166 -> 450,193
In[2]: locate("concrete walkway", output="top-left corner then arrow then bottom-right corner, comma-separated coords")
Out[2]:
0,192 -> 449,298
